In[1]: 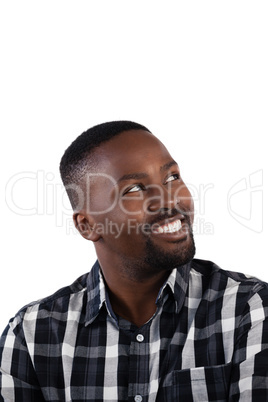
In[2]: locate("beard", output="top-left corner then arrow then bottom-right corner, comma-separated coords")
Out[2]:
144,223 -> 196,274
121,215 -> 196,281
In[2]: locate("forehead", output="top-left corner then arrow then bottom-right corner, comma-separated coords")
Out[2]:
93,130 -> 173,176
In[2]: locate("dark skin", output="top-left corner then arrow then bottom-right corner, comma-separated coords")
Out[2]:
74,130 -> 194,327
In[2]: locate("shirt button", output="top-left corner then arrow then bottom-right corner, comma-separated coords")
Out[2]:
136,334 -> 144,342
134,395 -> 143,402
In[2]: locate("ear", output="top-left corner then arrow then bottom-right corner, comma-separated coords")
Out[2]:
73,212 -> 101,242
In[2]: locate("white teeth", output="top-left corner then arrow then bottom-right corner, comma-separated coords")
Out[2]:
155,219 -> 182,234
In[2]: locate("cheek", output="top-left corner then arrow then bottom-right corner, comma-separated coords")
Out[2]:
175,185 -> 195,219
93,207 -> 145,239
188,197 -> 195,224
117,193 -> 146,216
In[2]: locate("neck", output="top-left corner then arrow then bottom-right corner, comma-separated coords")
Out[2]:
98,256 -> 171,328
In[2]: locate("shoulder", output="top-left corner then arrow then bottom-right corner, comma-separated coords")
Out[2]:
191,258 -> 267,285
190,258 -> 268,305
9,271 -> 90,330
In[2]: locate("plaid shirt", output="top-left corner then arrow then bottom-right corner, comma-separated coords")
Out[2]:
1,259 -> 268,401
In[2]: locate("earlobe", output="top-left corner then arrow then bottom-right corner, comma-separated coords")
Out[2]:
73,213 -> 101,242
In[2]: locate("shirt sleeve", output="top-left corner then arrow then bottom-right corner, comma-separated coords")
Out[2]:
229,285 -> 268,400
0,315 -> 45,401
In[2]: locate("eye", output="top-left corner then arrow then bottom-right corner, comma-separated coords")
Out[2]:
166,173 -> 180,183
123,184 -> 144,195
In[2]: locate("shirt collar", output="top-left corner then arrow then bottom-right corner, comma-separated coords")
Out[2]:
156,261 -> 191,313
85,260 -> 192,325
85,260 -> 106,326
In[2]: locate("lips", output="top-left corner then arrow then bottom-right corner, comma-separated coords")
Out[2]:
154,218 -> 182,234
151,213 -> 186,235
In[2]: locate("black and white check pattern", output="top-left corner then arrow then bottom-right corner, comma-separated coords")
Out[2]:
1,259 -> 268,401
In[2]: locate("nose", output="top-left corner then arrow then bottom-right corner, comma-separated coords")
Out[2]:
147,183 -> 178,214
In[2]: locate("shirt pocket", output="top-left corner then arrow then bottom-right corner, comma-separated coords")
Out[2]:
171,363 -> 232,401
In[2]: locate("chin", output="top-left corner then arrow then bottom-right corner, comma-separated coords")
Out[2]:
144,233 -> 196,273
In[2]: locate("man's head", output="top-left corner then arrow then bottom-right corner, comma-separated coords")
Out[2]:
60,121 -> 195,279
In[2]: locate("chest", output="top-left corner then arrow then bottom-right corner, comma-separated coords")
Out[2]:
33,302 -> 232,401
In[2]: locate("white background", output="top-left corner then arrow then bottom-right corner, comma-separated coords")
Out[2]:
0,1 -> 267,332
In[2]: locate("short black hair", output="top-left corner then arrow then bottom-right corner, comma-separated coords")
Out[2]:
60,120 -> 151,209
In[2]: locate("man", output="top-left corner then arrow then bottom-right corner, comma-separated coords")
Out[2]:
0,121 -> 267,401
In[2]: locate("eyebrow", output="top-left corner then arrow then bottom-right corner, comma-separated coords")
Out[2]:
160,160 -> 178,172
117,160 -> 178,183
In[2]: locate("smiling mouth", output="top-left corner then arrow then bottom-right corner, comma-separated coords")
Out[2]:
153,218 -> 182,234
